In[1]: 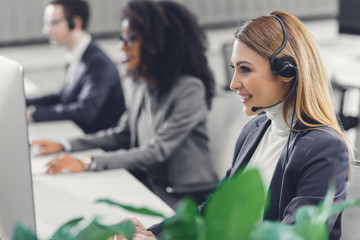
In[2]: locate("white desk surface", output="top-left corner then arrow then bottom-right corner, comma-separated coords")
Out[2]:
32,169 -> 174,239
28,121 -> 174,239
28,120 -> 84,141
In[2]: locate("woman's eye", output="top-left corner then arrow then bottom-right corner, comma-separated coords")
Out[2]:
240,66 -> 250,73
230,64 -> 235,72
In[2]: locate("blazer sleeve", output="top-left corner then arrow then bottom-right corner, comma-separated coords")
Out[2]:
91,78 -> 207,172
26,92 -> 61,106
281,130 -> 349,231
66,111 -> 131,152
31,55 -> 120,126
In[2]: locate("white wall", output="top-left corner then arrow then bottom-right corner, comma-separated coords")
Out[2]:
0,0 -> 338,45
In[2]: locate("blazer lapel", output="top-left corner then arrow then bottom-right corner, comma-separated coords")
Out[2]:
265,121 -> 306,220
61,61 -> 86,102
230,118 -> 271,177
129,82 -> 146,147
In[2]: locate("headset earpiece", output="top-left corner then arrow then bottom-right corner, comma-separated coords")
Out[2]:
272,56 -> 297,78
67,16 -> 75,30
270,15 -> 297,78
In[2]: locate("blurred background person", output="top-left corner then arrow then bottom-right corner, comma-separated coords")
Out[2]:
26,0 -> 126,134
31,0 -> 218,209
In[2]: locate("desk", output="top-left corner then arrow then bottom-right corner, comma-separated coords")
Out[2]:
28,120 -> 84,141
28,121 -> 174,239
32,169 -> 174,239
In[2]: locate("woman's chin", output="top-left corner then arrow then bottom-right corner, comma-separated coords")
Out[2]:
126,63 -> 137,71
125,66 -> 139,76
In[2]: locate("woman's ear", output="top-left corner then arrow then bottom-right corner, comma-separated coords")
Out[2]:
278,75 -> 295,83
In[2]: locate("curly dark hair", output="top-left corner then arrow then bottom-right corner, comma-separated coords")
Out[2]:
122,0 -> 215,109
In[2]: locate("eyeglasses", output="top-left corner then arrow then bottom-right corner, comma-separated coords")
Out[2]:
43,17 -> 66,28
116,33 -> 138,49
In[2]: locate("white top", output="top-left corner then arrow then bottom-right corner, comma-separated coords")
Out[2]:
64,33 -> 91,85
60,34 -> 91,152
248,103 -> 294,189
137,89 -> 156,148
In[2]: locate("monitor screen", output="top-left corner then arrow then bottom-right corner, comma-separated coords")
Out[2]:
0,56 -> 36,239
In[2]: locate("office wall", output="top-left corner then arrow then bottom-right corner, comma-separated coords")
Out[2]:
178,0 -> 338,27
0,0 -> 338,45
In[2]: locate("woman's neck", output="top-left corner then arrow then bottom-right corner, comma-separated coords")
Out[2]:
265,103 -> 295,135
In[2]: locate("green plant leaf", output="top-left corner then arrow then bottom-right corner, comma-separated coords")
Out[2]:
162,198 -> 206,240
52,216 -> 135,240
250,221 -> 303,240
204,168 -> 266,240
96,198 -> 167,219
317,184 -> 336,223
293,206 -> 328,240
293,184 -> 360,240
329,199 -> 360,216
75,218 -> 135,240
13,222 -> 38,240
294,184 -> 337,240
52,217 -> 84,240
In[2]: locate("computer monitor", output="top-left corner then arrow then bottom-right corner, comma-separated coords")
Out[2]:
0,56 -> 36,239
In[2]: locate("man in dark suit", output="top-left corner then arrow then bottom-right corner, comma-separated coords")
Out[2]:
26,0 -> 125,134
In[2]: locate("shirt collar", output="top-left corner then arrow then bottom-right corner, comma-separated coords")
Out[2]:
265,103 -> 295,135
65,33 -> 91,65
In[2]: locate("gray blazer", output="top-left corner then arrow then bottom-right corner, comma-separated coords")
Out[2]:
67,75 -> 218,194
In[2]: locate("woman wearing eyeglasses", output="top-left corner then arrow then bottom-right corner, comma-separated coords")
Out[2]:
31,0 -> 218,209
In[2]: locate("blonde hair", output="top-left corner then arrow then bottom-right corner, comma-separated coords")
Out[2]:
235,10 -> 352,157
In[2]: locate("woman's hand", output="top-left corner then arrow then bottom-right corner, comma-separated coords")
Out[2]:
46,153 -> 85,174
31,139 -> 64,156
108,217 -> 157,240
131,217 -> 157,240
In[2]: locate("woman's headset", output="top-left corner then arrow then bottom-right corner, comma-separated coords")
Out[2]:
270,15 -> 298,169
270,15 -> 297,78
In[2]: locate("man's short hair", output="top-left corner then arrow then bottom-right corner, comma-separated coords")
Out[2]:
47,0 -> 90,30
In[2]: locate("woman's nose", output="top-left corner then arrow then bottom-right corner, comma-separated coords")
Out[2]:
119,42 -> 127,52
229,73 -> 242,91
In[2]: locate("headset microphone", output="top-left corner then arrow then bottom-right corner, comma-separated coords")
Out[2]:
251,99 -> 287,112
251,78 -> 297,112
252,15 -> 298,113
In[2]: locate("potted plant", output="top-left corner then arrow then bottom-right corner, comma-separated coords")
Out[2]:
14,168 -> 360,240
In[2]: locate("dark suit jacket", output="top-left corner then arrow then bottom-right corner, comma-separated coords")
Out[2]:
150,113 -> 349,239
217,113 -> 349,240
26,41 -> 125,134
